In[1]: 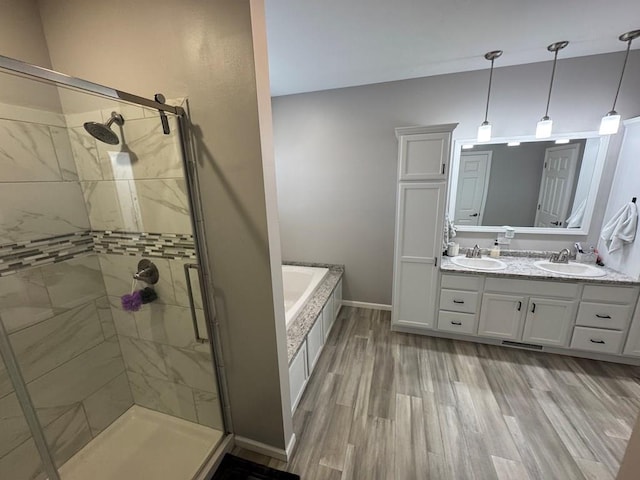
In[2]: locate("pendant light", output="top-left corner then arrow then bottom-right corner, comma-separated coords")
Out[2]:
599,29 -> 640,135
536,41 -> 569,139
477,50 -> 503,142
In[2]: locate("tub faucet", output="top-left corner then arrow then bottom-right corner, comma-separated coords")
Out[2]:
549,248 -> 571,264
466,244 -> 482,258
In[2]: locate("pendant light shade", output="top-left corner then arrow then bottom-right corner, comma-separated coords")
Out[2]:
599,29 -> 640,135
536,41 -> 569,139
477,50 -> 502,142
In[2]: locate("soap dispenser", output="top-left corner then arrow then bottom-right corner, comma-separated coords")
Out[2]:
490,240 -> 501,258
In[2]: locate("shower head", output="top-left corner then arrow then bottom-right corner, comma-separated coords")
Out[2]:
83,112 -> 125,145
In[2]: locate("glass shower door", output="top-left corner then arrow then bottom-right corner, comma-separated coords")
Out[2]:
0,59 -> 225,480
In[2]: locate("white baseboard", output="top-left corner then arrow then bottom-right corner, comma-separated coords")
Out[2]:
234,434 -> 295,462
342,300 -> 392,311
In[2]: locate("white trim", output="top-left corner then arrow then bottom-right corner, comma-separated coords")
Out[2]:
342,300 -> 392,311
194,435 -> 234,480
448,132 -> 610,236
234,435 -> 293,462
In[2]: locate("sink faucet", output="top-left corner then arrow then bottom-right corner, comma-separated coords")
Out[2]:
549,248 -> 571,264
466,244 -> 482,258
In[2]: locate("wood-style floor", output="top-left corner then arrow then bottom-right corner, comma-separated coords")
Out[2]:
234,307 -> 640,479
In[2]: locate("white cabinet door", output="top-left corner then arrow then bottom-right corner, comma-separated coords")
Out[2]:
392,182 -> 445,328
307,317 -> 324,372
333,279 -> 342,318
522,297 -> 576,347
322,301 -> 334,341
478,293 -> 526,340
289,342 -> 308,413
398,132 -> 451,181
395,262 -> 439,327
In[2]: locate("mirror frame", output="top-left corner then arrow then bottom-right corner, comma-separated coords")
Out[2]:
448,131 -> 610,236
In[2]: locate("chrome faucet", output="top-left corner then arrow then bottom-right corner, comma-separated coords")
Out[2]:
549,248 -> 571,264
466,244 -> 482,258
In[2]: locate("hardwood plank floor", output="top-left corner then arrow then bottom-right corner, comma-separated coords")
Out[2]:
233,307 -> 640,479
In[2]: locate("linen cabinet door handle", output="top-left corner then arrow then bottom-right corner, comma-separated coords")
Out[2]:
516,301 -> 522,311
184,263 -> 208,344
590,339 -> 605,344
596,314 -> 611,319
531,303 -> 536,313
453,300 -> 465,304
451,321 -> 462,326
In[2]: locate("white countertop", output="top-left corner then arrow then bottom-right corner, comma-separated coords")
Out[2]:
440,255 -> 639,285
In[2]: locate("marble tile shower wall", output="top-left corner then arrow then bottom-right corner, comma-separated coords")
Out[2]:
0,102 -> 220,478
0,104 -> 133,477
66,105 -> 223,431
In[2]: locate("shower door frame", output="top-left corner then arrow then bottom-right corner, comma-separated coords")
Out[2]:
0,53 -> 233,479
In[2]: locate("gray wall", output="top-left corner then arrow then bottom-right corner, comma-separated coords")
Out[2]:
272,52 -> 640,305
38,0 -> 293,451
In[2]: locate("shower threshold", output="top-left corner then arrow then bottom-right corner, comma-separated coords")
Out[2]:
57,406 -> 223,480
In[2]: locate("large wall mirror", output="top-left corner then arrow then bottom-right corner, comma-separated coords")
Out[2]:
448,132 -> 610,235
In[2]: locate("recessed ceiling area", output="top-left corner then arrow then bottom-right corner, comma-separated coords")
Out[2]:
265,0 -> 640,96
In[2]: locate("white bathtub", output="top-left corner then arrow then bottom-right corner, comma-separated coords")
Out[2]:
283,265 -> 329,325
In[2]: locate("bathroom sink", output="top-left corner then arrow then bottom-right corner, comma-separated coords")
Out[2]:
533,261 -> 606,277
450,256 -> 507,271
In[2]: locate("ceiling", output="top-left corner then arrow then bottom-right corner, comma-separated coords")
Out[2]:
264,0 -> 640,97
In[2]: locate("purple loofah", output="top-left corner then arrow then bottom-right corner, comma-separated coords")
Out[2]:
121,290 -> 143,312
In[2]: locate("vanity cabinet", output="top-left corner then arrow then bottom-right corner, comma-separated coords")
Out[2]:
478,279 -> 578,347
392,124 -> 457,331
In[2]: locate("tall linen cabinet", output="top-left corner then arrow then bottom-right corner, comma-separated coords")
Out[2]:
391,124 -> 457,329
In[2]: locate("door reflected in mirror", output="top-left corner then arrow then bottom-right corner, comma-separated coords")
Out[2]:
449,134 -> 609,233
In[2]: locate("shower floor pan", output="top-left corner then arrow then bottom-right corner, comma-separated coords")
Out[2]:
58,406 -> 223,480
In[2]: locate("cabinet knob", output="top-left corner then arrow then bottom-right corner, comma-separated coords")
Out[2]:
453,299 -> 465,304
516,301 -> 522,311
595,314 -> 611,319
590,339 -> 605,344
451,321 -> 462,326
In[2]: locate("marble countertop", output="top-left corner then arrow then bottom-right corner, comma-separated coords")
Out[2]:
285,262 -> 344,364
440,254 -> 639,285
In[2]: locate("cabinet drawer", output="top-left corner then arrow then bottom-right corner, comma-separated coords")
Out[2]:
441,274 -> 482,291
439,289 -> 478,313
570,326 -> 624,354
582,285 -> 639,304
485,278 -> 578,299
437,311 -> 477,335
576,303 -> 632,330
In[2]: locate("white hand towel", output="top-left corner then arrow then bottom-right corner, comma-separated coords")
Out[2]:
600,202 -> 638,253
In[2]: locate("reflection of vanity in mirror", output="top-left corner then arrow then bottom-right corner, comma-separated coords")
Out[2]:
449,133 -> 610,234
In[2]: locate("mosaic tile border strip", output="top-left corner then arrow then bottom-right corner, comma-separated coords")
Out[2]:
0,231 -> 94,276
0,230 -> 197,275
92,230 -> 196,260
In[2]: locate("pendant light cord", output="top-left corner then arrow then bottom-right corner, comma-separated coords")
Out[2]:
611,39 -> 632,112
544,49 -> 559,118
483,58 -> 495,123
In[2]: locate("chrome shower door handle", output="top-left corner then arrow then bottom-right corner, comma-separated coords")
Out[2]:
184,263 -> 207,344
